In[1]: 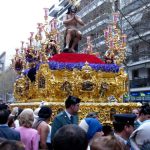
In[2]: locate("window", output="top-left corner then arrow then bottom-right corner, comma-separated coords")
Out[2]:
148,68 -> 150,78
132,70 -> 139,78
114,0 -> 119,12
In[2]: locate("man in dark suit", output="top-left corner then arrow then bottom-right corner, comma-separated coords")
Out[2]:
0,108 -> 20,141
51,95 -> 81,139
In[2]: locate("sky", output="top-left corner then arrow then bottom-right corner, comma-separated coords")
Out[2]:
0,0 -> 58,67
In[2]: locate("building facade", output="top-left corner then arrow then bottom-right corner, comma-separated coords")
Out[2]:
121,0 -> 150,102
0,52 -> 6,73
49,0 -> 115,59
49,0 -> 150,102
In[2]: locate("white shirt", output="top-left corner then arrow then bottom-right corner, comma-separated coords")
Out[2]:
130,120 -> 150,150
46,124 -> 52,143
65,110 -> 72,120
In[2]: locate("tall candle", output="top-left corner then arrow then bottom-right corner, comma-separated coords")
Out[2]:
109,40 -> 114,48
104,29 -> 109,39
122,34 -> 127,44
113,13 -> 119,24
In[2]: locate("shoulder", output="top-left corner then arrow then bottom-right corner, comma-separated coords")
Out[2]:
10,128 -> 20,137
38,121 -> 49,130
29,128 -> 39,134
53,111 -> 67,123
56,111 -> 66,118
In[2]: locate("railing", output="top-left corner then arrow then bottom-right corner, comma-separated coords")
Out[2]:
81,13 -> 110,33
130,77 -> 150,88
127,53 -> 150,63
121,0 -> 150,15
77,0 -> 105,18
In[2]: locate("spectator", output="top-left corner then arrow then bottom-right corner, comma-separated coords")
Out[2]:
113,114 -> 136,150
51,95 -> 81,139
79,118 -> 103,141
57,108 -> 64,114
90,135 -> 125,150
0,140 -> 25,150
33,106 -> 52,150
14,108 -> 23,128
132,109 -> 139,118
0,109 -> 20,141
8,115 -> 15,128
15,108 -> 39,150
86,112 -> 98,119
10,107 -> 23,128
130,116 -> 150,149
102,125 -> 113,136
11,107 -> 19,117
134,104 -> 150,129
52,124 -> 88,150
0,103 -> 9,110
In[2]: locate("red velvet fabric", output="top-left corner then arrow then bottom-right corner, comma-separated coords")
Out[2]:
49,53 -> 105,64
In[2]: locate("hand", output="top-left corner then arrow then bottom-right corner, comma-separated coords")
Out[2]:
71,14 -> 75,19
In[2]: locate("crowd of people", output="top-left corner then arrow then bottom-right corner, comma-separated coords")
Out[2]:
0,96 -> 150,150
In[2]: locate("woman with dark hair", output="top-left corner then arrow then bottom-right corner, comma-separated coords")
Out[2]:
33,106 -> 52,150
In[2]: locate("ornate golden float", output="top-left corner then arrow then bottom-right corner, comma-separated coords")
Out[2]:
11,9 -> 141,123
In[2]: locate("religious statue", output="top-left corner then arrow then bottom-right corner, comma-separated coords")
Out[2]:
104,50 -> 114,64
45,39 -> 59,57
99,82 -> 109,98
63,5 -> 85,52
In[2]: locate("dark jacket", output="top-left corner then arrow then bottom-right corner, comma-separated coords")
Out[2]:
0,125 -> 20,141
51,111 -> 78,140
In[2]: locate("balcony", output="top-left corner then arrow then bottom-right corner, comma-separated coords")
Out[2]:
77,0 -> 106,18
58,0 -> 68,6
127,52 -> 150,64
130,77 -> 150,88
57,3 -> 70,18
121,0 -> 150,15
81,13 -> 110,34
49,5 -> 62,17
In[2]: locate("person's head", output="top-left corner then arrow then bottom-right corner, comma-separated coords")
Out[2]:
66,5 -> 77,14
86,112 -> 98,119
90,135 -> 124,150
132,108 -> 140,118
113,114 -> 136,139
65,96 -> 81,115
11,107 -> 19,116
139,104 -> 150,122
19,108 -> 34,128
52,124 -> 88,150
102,125 -> 113,136
57,108 -> 64,114
0,103 -> 9,110
79,118 -> 103,141
8,115 -> 15,128
0,140 -> 25,150
38,106 -> 52,121
0,109 -> 10,124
